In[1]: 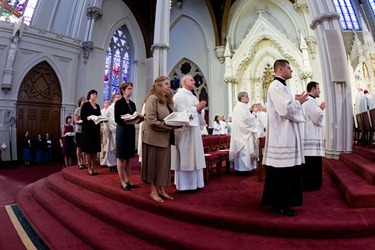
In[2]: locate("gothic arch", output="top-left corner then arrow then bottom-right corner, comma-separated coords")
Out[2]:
16,61 -> 62,162
170,13 -> 212,47
169,58 -> 209,124
227,15 -> 306,105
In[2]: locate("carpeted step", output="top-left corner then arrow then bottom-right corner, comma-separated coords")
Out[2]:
17,185 -> 90,250
48,172 -> 266,249
31,178 -> 161,250
19,175 -> 375,249
55,170 -> 375,239
324,158 -> 375,208
353,145 -> 375,162
340,153 -> 375,185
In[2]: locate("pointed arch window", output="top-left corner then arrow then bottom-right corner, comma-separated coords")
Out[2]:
169,59 -> 209,124
103,25 -> 133,102
0,0 -> 38,25
333,0 -> 361,30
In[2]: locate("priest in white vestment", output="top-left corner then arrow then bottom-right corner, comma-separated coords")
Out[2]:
229,92 -> 262,173
301,81 -> 325,191
105,93 -> 121,172
261,59 -> 308,217
171,75 -> 207,191
100,100 -> 110,167
220,116 -> 228,134
371,93 -> 375,110
354,89 -> 363,115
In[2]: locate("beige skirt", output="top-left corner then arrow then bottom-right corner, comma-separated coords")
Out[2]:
141,143 -> 171,186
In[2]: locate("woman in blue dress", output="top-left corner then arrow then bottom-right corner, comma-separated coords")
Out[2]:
22,130 -> 31,166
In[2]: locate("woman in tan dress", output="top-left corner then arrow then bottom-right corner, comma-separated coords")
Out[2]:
142,76 -> 179,203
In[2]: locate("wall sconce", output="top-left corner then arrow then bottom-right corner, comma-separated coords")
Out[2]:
1,142 -> 6,150
176,0 -> 183,10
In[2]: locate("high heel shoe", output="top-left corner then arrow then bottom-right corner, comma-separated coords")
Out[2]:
126,181 -> 140,188
149,195 -> 164,203
88,170 -> 99,176
158,193 -> 174,200
121,184 -> 131,191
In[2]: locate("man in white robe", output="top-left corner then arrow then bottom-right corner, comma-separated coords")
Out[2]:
354,88 -> 363,115
220,115 -> 228,134
302,81 -> 325,191
359,89 -> 371,112
171,74 -> 207,191
229,92 -> 261,173
371,93 -> 375,110
100,100 -> 110,167
257,103 -> 268,132
261,59 -> 308,217
106,94 -> 121,172
226,116 -> 232,135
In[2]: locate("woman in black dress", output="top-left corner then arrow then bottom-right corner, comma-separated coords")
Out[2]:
115,82 -> 143,190
81,90 -> 101,175
22,130 -> 32,166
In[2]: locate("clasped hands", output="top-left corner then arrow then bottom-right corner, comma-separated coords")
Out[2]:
195,100 -> 207,113
295,91 -> 309,105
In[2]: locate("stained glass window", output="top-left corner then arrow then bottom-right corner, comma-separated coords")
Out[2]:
333,0 -> 361,30
103,25 -> 132,102
369,0 -> 375,16
0,0 -> 38,26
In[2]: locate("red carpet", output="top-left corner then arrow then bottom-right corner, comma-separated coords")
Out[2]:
0,207 -> 25,250
10,153 -> 375,249
0,164 -> 62,206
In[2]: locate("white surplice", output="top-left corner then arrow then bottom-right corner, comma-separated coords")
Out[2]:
171,88 -> 206,191
105,103 -> 117,166
262,79 -> 305,168
301,96 -> 325,157
100,108 -> 109,165
229,102 -> 261,171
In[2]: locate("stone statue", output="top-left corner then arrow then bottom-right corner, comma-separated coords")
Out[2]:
6,36 -> 18,68
6,17 -> 24,69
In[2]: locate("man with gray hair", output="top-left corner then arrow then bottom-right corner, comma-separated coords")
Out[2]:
171,74 -> 207,191
229,91 -> 262,173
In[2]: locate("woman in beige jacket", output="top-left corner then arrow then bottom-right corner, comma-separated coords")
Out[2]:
142,76 -> 179,203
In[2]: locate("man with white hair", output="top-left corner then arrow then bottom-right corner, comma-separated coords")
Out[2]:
171,74 -> 207,191
229,92 -> 262,173
100,100 -> 111,167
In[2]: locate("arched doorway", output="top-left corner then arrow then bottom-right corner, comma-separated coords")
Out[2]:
16,61 -> 62,163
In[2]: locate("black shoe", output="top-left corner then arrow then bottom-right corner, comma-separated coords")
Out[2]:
121,184 -> 131,191
126,181 -> 140,188
88,170 -> 99,176
274,207 -> 297,216
109,166 -> 117,173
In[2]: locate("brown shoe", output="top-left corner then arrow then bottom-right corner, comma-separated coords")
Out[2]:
149,195 -> 164,203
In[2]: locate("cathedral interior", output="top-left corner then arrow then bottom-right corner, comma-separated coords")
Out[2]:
0,0 -> 373,161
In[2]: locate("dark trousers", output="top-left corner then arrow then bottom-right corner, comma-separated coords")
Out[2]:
302,156 -> 322,191
261,165 -> 303,209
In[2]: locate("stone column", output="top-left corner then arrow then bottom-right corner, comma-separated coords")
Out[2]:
151,0 -> 170,79
224,41 -> 236,115
82,4 -> 103,63
308,0 -> 353,158
294,0 -> 317,59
